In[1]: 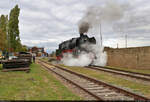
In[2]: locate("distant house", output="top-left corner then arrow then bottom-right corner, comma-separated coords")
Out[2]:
28,46 -> 48,57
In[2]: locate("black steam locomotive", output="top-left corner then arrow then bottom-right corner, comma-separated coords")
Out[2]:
56,33 -> 96,60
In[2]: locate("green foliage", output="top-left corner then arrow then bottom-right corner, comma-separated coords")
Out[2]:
0,29 -> 4,50
50,51 -> 56,57
0,4 -> 23,53
8,5 -> 21,52
21,45 -> 28,52
0,15 -> 8,51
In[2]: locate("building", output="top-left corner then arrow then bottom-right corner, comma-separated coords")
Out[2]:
28,46 -> 48,57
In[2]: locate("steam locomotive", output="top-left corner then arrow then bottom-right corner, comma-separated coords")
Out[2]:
56,33 -> 96,60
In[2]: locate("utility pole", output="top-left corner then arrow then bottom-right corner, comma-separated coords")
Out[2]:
125,34 -> 127,48
100,22 -> 103,46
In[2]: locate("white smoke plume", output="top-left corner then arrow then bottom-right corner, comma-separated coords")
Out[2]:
61,44 -> 107,67
90,45 -> 107,66
78,0 -> 129,34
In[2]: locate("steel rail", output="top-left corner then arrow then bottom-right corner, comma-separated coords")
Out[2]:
87,66 -> 150,81
38,61 -> 103,100
91,65 -> 150,76
39,59 -> 150,101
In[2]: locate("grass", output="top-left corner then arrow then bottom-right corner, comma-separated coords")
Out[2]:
41,57 -> 49,61
106,66 -> 150,74
57,64 -> 150,98
41,57 -> 150,74
0,63 -> 82,100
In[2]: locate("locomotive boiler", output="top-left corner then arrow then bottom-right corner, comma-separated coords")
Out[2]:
56,33 -> 96,60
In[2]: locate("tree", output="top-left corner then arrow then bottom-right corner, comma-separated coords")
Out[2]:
0,15 -> 8,52
8,5 -> 20,52
0,28 -> 5,51
21,45 -> 28,52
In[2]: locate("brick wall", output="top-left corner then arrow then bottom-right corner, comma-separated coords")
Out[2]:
104,46 -> 150,69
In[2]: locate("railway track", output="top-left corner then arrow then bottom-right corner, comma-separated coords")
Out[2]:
38,59 -> 149,101
87,65 -> 150,82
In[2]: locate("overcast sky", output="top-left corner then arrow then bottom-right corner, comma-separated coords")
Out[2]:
0,0 -> 150,53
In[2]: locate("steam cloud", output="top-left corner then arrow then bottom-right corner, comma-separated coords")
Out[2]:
61,44 -> 107,67
78,0 -> 129,34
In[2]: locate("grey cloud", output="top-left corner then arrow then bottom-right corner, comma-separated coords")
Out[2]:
1,0 -> 150,52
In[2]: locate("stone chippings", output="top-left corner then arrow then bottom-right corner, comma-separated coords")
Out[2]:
41,61 -> 134,101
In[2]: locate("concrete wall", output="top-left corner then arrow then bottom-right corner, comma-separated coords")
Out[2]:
104,46 -> 150,69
